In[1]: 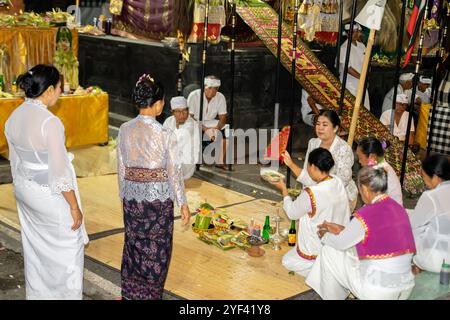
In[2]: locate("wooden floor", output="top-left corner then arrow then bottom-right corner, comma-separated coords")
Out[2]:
0,174 -> 311,299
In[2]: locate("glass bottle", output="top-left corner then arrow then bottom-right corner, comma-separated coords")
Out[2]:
262,215 -> 270,241
440,260 -> 450,285
288,220 -> 296,247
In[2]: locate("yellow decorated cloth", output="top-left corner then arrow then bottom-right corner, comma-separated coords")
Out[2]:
415,103 -> 431,149
0,93 -> 109,158
0,27 -> 78,85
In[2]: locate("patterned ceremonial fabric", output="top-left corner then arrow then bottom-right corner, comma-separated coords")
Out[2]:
121,198 -> 174,300
428,69 -> 450,155
113,0 -> 174,39
235,0 -> 424,195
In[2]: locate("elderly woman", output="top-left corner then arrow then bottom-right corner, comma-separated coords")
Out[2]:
5,65 -> 88,299
271,148 -> 350,277
409,155 -> 450,274
283,109 -> 358,210
306,166 -> 416,300
117,74 -> 190,300
380,93 -> 415,145
356,136 -> 403,205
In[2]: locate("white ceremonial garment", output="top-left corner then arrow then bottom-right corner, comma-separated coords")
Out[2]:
339,40 -> 370,110
5,99 -> 89,300
282,175 -> 351,277
416,88 -> 431,105
381,161 -> 403,206
306,198 -> 415,300
301,90 -> 323,127
409,181 -> 450,273
297,136 -> 358,208
163,116 -> 200,180
382,85 -> 412,114
187,89 -> 227,125
380,110 -> 415,141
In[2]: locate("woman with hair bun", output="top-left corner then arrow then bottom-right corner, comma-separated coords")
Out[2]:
271,148 -> 351,277
117,74 -> 190,300
282,109 -> 358,210
306,166 -> 416,300
409,154 -> 450,273
5,64 -> 89,300
356,136 -> 403,205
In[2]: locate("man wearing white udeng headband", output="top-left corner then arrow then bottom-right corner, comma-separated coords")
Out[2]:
187,75 -> 231,170
163,96 -> 200,180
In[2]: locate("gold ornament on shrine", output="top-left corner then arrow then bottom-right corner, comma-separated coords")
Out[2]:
109,0 -> 124,16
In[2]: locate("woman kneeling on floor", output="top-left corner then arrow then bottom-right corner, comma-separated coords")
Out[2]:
306,165 -> 416,300
409,154 -> 450,274
271,148 -> 351,277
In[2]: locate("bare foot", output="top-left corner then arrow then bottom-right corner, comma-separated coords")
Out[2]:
412,265 -> 423,275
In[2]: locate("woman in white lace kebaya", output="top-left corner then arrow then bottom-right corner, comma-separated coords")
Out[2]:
117,74 -> 190,300
5,65 -> 89,300
283,109 -> 358,210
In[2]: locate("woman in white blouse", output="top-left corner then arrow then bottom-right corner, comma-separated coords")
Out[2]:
409,155 -> 450,274
5,65 -> 88,299
283,109 -> 358,210
117,74 -> 190,300
356,136 -> 403,205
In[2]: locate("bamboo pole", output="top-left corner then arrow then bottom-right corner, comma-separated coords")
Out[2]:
347,28 -> 376,147
400,2 -> 429,186
287,0 -> 300,188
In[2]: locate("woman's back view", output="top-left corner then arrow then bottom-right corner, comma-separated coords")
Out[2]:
5,65 -> 88,300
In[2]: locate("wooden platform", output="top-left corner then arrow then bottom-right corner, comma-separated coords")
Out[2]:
0,174 -> 311,299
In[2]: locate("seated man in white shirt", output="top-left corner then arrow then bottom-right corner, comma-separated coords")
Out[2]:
301,90 -> 323,127
187,75 -> 230,170
380,93 -> 415,145
382,72 -> 413,114
163,96 -> 200,180
416,76 -> 432,105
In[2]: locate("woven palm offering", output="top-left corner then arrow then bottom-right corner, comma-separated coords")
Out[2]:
193,202 -> 215,232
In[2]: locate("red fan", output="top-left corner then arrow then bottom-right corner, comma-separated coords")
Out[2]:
265,126 -> 291,164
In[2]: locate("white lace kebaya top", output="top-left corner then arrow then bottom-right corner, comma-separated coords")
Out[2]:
5,98 -> 76,194
117,115 -> 187,205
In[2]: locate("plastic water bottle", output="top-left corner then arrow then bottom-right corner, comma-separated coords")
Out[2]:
440,260 -> 450,285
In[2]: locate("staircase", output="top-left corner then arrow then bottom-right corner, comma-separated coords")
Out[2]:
235,0 -> 424,195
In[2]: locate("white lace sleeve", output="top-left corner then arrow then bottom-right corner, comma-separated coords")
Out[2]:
334,142 -> 354,188
166,131 -> 187,206
44,117 -> 75,194
116,129 -> 125,198
5,126 -> 18,181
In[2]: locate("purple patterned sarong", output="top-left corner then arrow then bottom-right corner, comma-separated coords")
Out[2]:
121,198 -> 174,300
